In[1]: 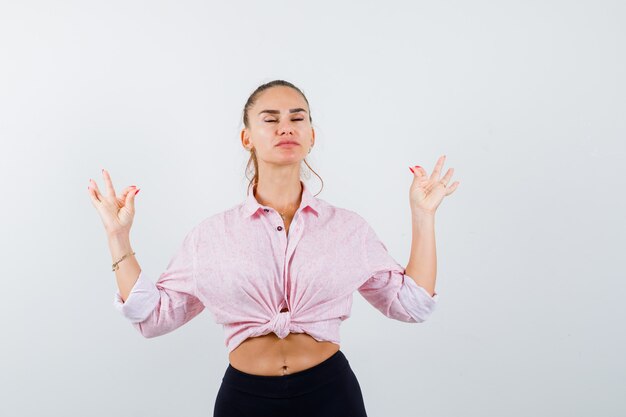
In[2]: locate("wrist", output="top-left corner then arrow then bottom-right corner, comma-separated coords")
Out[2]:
108,233 -> 133,261
107,230 -> 130,242
411,209 -> 435,222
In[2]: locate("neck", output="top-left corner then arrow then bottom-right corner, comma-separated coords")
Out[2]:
254,177 -> 303,216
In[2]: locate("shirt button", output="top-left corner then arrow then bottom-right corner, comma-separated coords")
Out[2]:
277,226 -> 283,231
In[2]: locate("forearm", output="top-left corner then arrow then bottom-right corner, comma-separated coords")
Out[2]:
404,213 -> 437,297
108,232 -> 141,302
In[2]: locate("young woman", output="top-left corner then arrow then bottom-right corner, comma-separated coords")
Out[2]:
88,80 -> 459,417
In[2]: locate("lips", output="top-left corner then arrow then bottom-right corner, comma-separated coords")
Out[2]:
276,141 -> 299,146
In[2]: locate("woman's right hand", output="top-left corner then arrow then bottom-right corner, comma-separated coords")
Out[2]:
87,169 -> 140,237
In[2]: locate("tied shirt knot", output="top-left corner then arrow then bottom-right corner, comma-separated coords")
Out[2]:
269,308 -> 291,339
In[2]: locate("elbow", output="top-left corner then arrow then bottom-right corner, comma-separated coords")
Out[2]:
133,315 -> 180,339
133,321 -> 164,339
140,329 -> 158,339
397,280 -> 439,323
397,300 -> 437,323
410,314 -> 431,324
407,307 -> 436,323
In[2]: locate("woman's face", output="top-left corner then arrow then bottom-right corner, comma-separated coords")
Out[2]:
242,86 -> 315,166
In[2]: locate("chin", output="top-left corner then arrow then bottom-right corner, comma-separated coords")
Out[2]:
271,156 -> 306,165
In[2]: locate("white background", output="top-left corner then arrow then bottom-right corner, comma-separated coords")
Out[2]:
1,1 -> 624,416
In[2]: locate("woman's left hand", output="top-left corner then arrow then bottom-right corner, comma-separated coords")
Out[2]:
409,155 -> 460,216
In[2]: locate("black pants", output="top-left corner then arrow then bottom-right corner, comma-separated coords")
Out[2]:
213,350 -> 368,417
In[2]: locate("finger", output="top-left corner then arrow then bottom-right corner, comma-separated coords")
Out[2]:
411,165 -> 426,177
411,166 -> 433,192
429,155 -> 446,182
440,167 -> 454,186
413,165 -> 432,181
87,183 -> 102,204
125,186 -> 139,211
89,178 -> 104,201
410,166 -> 429,183
87,183 -> 112,219
117,185 -> 137,205
445,181 -> 460,196
102,168 -> 117,199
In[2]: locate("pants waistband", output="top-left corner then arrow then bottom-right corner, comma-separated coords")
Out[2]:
222,350 -> 351,398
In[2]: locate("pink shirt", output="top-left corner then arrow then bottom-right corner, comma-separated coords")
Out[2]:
114,181 -> 439,353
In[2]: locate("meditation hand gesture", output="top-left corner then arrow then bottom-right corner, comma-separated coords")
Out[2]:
87,169 -> 140,237
409,155 -> 459,216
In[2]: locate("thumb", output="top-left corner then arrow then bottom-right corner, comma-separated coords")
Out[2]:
413,165 -> 425,176
409,165 -> 425,180
126,187 -> 139,211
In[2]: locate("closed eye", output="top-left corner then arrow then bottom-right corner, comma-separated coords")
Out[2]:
265,119 -> 305,123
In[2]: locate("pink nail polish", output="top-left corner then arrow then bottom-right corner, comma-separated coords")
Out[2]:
135,189 -> 140,195
409,167 -> 414,173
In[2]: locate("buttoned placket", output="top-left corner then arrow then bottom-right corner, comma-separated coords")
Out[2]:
262,206 -> 306,337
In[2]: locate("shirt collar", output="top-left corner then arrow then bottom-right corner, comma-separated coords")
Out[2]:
242,180 -> 321,218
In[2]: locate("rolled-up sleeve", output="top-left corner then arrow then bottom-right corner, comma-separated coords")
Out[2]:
357,222 -> 439,323
113,228 -> 205,337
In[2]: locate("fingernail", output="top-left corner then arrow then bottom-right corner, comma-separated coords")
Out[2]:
414,165 -> 421,169
409,166 -> 414,173
135,188 -> 140,195
130,185 -> 136,188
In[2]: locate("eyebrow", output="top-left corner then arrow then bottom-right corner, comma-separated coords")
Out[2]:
258,108 -> 308,116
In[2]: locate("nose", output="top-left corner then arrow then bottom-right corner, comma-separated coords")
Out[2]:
277,120 -> 295,135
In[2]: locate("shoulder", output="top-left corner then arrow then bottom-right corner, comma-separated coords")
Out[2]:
188,205 -> 239,241
334,206 -> 367,225
318,196 -> 366,223
318,200 -> 371,236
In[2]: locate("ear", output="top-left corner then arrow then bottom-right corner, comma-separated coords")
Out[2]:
241,129 -> 252,150
311,127 -> 315,146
